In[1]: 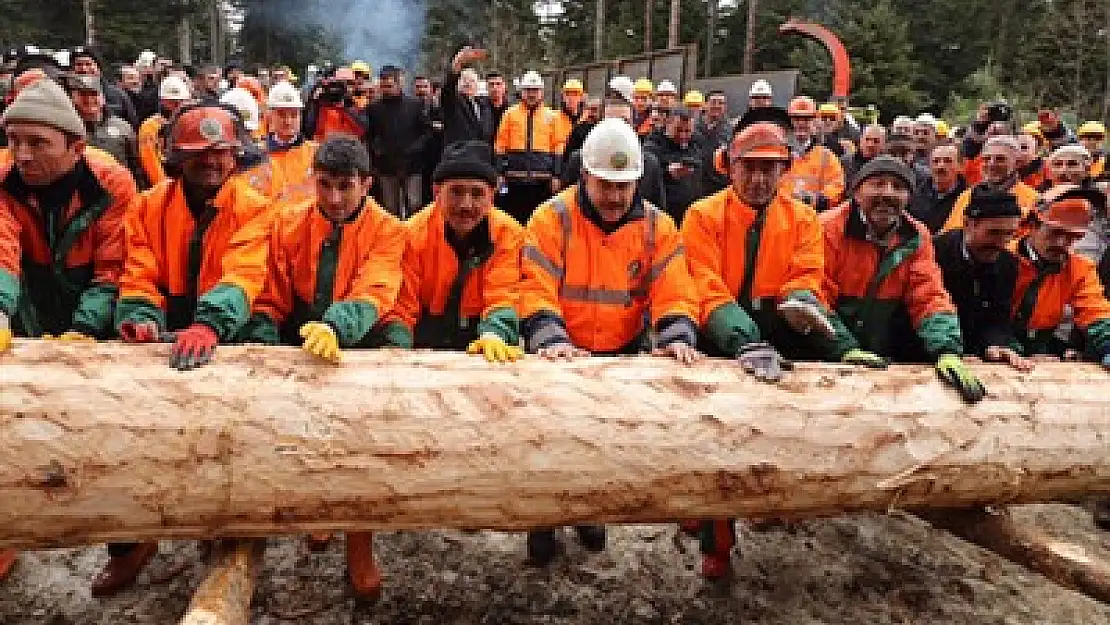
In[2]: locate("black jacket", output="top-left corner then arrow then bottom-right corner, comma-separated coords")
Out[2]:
693,118 -> 732,195
562,120 -> 594,167
102,80 -> 138,129
440,69 -> 495,148
1100,250 -> 1110,299
560,149 -> 666,210
365,94 -> 432,176
909,176 -> 968,234
933,229 -> 1019,357
644,133 -> 703,223
129,78 -> 160,124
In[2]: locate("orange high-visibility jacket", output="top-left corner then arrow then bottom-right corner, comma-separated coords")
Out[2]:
251,196 -> 404,346
267,137 -> 317,203
779,143 -> 844,210
519,187 -> 699,353
116,176 -> 273,339
137,114 -> 167,188
682,187 -> 826,323
1011,238 -> 1110,357
940,181 -> 1039,233
313,105 -> 365,141
552,107 -> 578,156
821,202 -> 962,359
494,103 -> 561,179
385,204 -> 525,348
0,149 -> 135,337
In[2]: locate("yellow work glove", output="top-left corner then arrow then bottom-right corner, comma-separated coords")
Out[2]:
0,312 -> 11,354
299,322 -> 342,363
466,333 -> 524,364
42,331 -> 95,342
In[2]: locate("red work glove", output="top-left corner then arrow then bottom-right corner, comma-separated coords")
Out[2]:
120,321 -> 159,343
169,324 -> 218,371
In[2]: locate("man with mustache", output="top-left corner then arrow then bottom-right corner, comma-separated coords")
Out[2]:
909,143 -> 968,233
933,187 -> 1031,371
941,136 -> 1039,232
518,118 -> 702,566
379,140 -> 525,366
1043,144 -> 1093,189
100,106 -> 273,596
239,136 -> 404,598
821,156 -> 986,401
1010,184 -> 1110,365
0,78 -> 137,582
681,110 -> 879,579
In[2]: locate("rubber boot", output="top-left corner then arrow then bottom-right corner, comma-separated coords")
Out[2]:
699,519 -> 735,580
0,549 -> 17,581
574,525 -> 607,552
91,541 -> 158,597
346,532 -> 382,599
526,529 -> 562,566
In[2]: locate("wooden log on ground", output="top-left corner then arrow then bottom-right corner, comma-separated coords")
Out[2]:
1,340 -> 1109,548
922,508 -> 1110,604
179,539 -> 259,625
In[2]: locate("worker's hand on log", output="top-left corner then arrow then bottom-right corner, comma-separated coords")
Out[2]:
42,331 -> 95,342
736,342 -> 793,383
119,321 -> 160,343
652,342 -> 704,365
935,353 -> 986,404
537,343 -> 590,361
299,322 -> 342,364
984,346 -> 1034,373
467,334 -> 524,364
0,311 -> 11,354
840,348 -> 889,369
776,294 -> 836,339
169,324 -> 219,371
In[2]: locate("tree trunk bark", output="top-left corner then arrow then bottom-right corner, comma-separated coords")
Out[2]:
2,341 -> 1109,549
668,0 -> 681,49
921,508 -> 1110,604
644,0 -> 653,54
743,0 -> 757,74
83,0 -> 96,47
595,0 -> 605,62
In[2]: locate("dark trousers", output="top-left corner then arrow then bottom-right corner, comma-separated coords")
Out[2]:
500,180 -> 553,225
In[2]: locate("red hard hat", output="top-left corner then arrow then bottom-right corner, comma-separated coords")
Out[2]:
168,106 -> 242,153
787,96 -> 817,118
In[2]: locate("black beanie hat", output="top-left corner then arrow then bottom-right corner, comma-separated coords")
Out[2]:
433,141 -> 498,187
965,185 -> 1022,219
850,155 -> 916,194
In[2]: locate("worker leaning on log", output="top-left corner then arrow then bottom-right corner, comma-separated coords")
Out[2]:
238,136 -> 403,599
680,108 -> 878,580
378,140 -> 526,363
518,118 -> 702,566
96,105 -> 273,598
820,156 -> 987,403
0,77 -> 138,582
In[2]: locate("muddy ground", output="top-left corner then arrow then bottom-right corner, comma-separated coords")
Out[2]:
2,505 -> 1109,624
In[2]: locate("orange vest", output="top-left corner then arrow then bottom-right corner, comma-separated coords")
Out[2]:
940,181 -> 1039,233
137,115 -> 167,188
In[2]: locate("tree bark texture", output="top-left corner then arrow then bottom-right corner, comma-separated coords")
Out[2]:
1,341 -> 1108,548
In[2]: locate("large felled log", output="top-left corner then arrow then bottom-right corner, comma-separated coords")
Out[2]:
1,340 -> 1109,548
922,508 -> 1110,603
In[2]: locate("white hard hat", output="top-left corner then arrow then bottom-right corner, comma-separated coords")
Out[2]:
137,50 -> 157,65
915,113 -> 937,127
581,118 -> 644,182
519,71 -> 544,89
476,80 -> 489,97
656,80 -> 677,95
53,50 -> 71,68
267,81 -> 303,109
749,79 -> 773,97
159,76 -> 191,101
220,87 -> 261,131
607,75 -> 634,104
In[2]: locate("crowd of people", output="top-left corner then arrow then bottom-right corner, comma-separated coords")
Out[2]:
0,41 -> 1108,598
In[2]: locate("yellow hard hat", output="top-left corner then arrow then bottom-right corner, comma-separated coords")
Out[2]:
1078,121 -> 1107,137
683,90 -> 704,106
1022,121 -> 1043,136
934,120 -> 951,138
633,78 -> 654,94
818,103 -> 839,116
562,78 -> 584,93
350,60 -> 371,75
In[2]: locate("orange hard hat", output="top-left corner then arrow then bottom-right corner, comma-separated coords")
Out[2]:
729,122 -> 791,161
236,76 -> 265,106
168,106 -> 242,153
13,68 -> 47,94
787,96 -> 817,118
1035,184 -> 1101,234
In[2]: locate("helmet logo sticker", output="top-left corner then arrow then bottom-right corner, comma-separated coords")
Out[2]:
610,151 -> 630,170
199,117 -> 225,142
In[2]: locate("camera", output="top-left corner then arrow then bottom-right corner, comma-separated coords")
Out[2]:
987,101 -> 1012,123
319,78 -> 348,103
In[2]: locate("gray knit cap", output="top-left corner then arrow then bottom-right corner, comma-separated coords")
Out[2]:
1,78 -> 86,139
